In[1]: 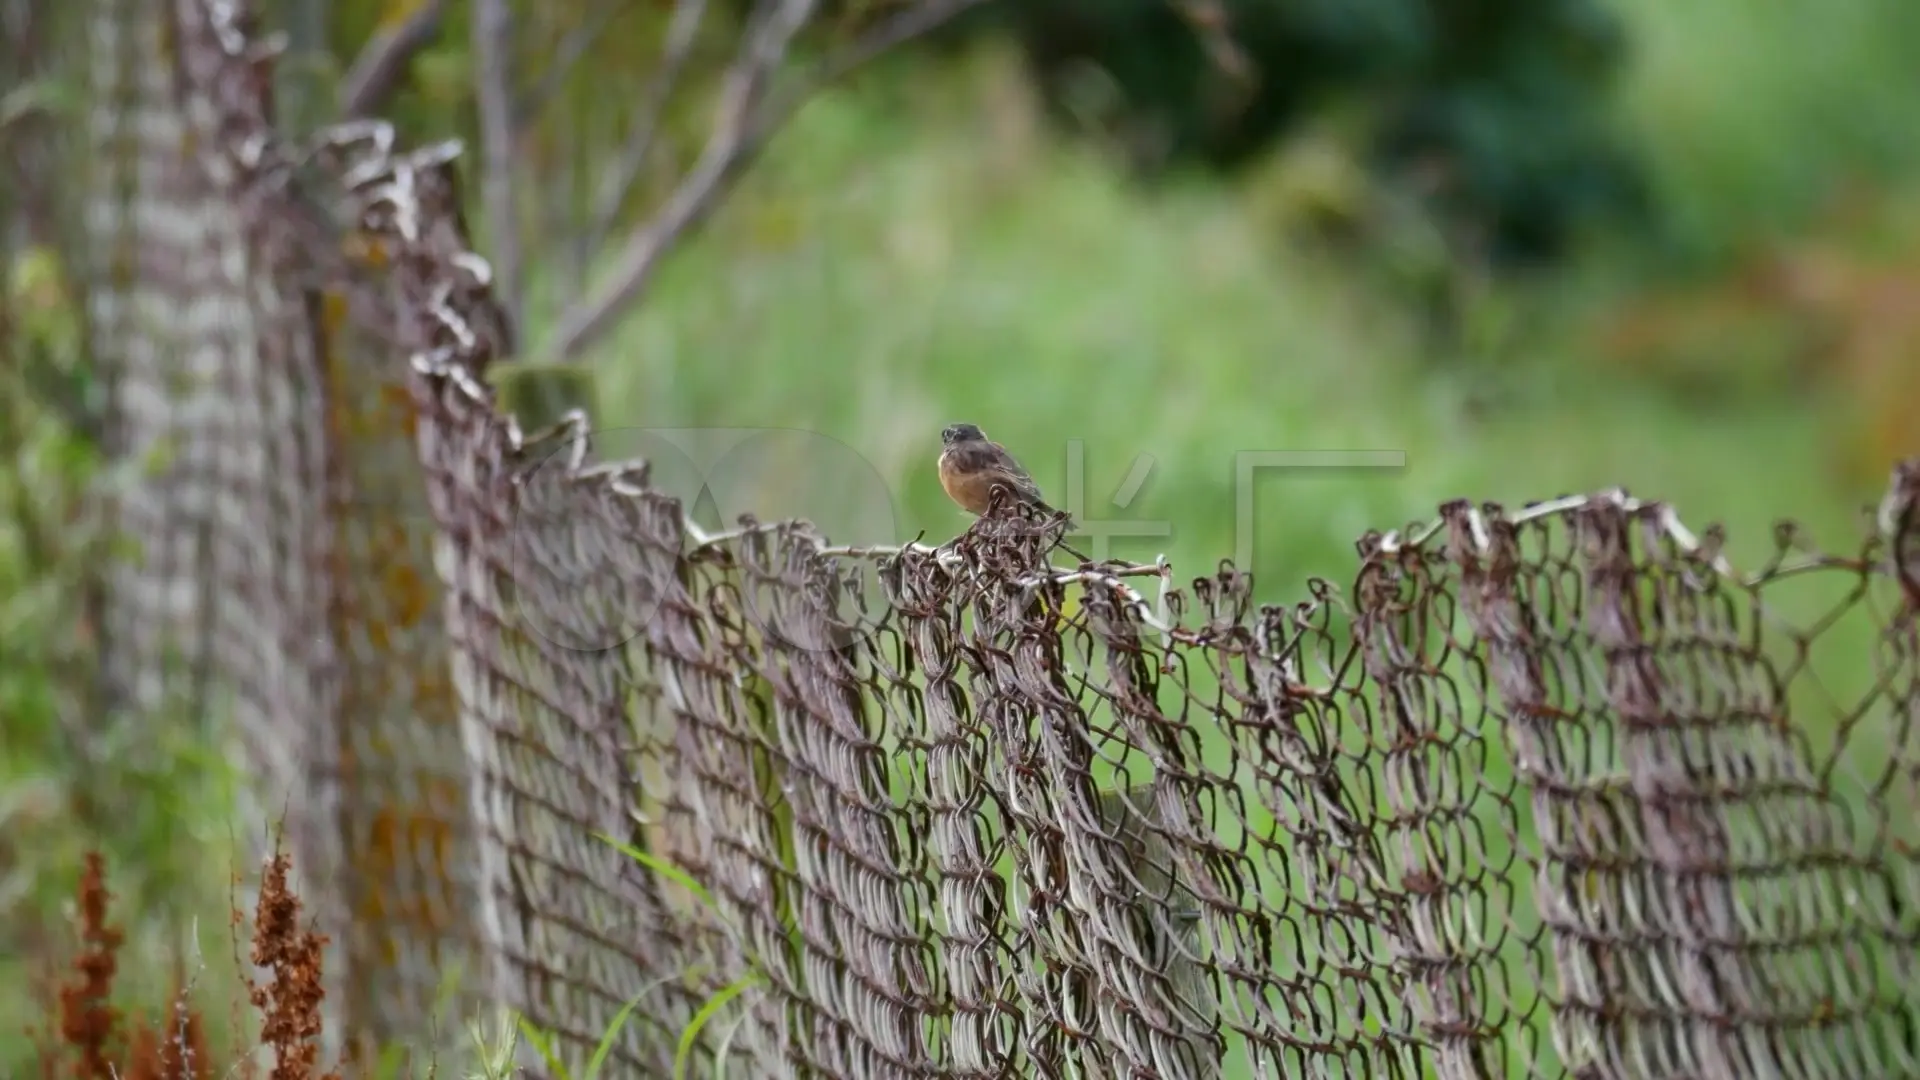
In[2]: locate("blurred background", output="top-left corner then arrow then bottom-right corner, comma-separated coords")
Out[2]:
291,0 -> 1920,581
10,0 -> 1920,584
6,0 -> 1920,1068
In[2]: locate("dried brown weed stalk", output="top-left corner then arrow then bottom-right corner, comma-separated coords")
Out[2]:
27,848 -> 349,1080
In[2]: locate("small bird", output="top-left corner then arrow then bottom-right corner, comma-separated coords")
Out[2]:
938,422 -> 1072,527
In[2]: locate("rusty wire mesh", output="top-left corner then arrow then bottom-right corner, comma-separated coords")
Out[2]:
67,0 -> 1920,1075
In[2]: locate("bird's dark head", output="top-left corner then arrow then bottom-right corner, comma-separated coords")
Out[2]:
941,423 -> 985,446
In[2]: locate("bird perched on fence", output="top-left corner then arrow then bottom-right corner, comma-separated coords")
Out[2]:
938,422 -> 1074,529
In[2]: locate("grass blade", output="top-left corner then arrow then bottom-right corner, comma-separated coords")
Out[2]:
711,998 -> 758,1080
582,975 -> 681,1079
516,1015 -> 572,1080
674,975 -> 761,1080
594,831 -> 720,914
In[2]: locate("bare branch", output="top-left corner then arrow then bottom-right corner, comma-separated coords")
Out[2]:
472,0 -> 524,335
578,0 -> 713,262
337,0 -> 448,120
511,0 -> 636,124
800,0 -> 985,88
1171,0 -> 1257,126
1171,0 -> 1254,88
542,0 -> 989,363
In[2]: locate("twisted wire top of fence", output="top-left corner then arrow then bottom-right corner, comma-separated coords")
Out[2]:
76,0 -> 1920,1076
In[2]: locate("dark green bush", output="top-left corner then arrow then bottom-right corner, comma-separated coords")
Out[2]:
952,0 -> 1650,266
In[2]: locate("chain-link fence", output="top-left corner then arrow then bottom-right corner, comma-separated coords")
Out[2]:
68,0 -> 1920,1076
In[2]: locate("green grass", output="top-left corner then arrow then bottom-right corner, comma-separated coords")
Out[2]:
1611,0 -> 1920,263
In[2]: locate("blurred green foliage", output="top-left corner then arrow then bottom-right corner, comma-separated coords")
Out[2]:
309,0 -> 1648,269
0,248 -> 245,1076
573,39 -> 1874,590
1610,0 -> 1920,267
936,0 -> 1648,266
295,0 -> 1920,283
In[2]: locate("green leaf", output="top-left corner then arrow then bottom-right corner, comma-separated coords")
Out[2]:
582,975 -> 681,1079
465,1008 -> 524,1080
674,975 -> 762,1080
711,1001 -> 757,1080
370,1041 -> 409,1080
515,1016 -> 574,1080
593,831 -> 720,915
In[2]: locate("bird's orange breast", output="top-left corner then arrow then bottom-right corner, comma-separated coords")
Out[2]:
939,450 -> 997,515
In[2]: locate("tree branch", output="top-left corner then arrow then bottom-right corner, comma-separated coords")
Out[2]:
511,0 -> 637,124
472,0 -> 524,335
1171,0 -> 1257,123
541,0 -> 989,364
337,0 -> 448,120
579,0 -> 713,262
